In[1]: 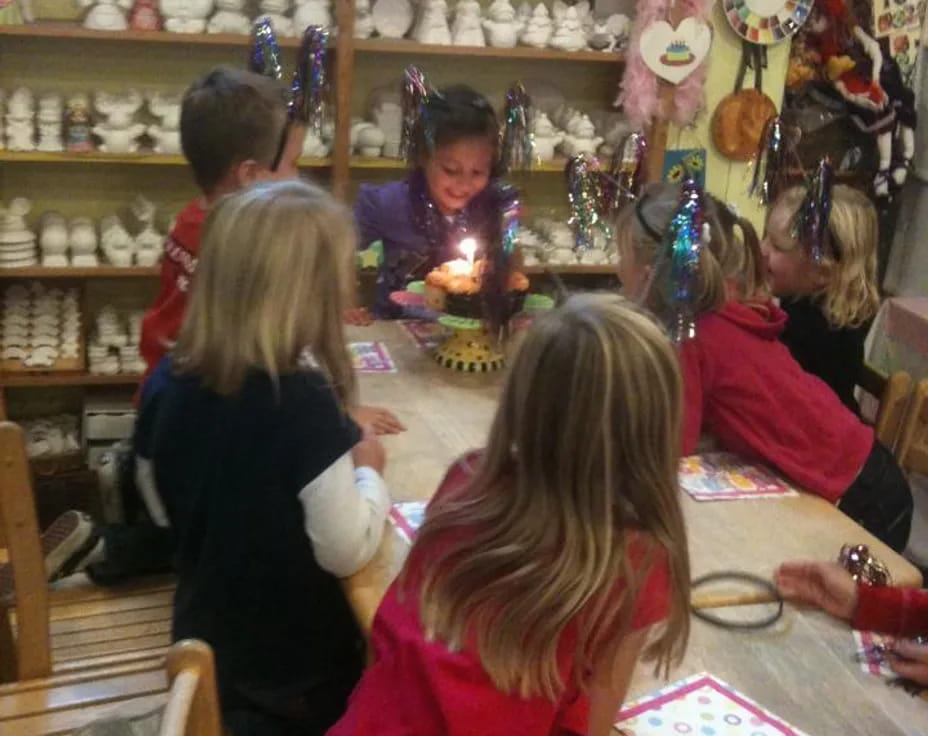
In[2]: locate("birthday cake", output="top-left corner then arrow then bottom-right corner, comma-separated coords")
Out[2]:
661,40 -> 695,66
425,259 -> 529,319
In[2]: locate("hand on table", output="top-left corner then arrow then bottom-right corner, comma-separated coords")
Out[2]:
350,405 -> 407,436
774,560 -> 859,621
344,307 -> 373,326
888,640 -> 928,685
352,428 -> 386,474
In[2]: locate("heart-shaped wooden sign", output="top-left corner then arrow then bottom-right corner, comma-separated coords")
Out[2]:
639,17 -> 712,85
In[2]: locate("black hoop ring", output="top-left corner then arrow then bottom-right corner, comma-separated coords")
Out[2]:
690,571 -> 784,630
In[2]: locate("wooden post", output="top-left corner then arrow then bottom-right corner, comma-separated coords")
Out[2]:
332,0 -> 356,201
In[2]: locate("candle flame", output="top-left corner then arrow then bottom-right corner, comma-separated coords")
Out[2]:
459,237 -> 477,266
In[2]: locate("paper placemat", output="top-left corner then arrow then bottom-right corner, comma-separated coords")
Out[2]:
349,341 -> 396,373
679,453 -> 799,501
398,320 -> 451,351
616,673 -> 809,736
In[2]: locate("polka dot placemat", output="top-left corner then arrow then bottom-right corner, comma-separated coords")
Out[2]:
616,673 -> 810,735
722,0 -> 813,45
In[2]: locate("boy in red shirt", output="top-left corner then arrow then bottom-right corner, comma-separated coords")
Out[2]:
140,67 -> 303,382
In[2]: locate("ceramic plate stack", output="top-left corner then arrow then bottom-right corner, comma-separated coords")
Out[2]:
0,211 -> 37,268
0,282 -> 85,372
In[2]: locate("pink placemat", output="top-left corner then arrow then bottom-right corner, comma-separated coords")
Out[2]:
616,673 -> 809,736
679,453 -> 799,501
349,342 -> 396,373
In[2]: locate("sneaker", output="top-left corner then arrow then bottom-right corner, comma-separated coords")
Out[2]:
0,510 -> 100,602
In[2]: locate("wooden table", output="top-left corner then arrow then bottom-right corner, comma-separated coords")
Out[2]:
345,322 -> 928,733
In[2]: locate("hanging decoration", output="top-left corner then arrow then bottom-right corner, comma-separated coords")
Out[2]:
792,157 -> 834,263
248,18 -> 283,80
400,66 -> 432,164
618,0 -> 713,129
289,25 -> 330,134
639,17 -> 712,85
748,115 -> 794,205
663,178 -> 705,343
721,0 -> 812,45
605,131 -> 648,214
711,41 -> 777,161
566,154 -> 608,252
499,83 -> 533,175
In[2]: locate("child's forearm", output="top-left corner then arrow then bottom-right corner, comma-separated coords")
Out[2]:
852,584 -> 928,637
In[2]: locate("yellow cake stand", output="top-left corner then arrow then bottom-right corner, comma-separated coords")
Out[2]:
402,282 -> 553,373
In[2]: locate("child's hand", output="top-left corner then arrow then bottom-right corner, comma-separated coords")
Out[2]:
351,405 -> 406,435
774,560 -> 859,621
344,307 -> 373,326
888,640 -> 928,685
352,432 -> 386,474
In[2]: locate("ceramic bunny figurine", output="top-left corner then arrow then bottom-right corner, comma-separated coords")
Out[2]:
5,87 -> 34,152
207,0 -> 250,33
94,90 -> 146,153
39,213 -> 69,267
351,120 -> 386,156
293,0 -> 332,32
161,0 -> 214,32
147,91 -> 182,154
129,0 -> 162,28
100,215 -> 135,266
515,0 -> 530,31
482,0 -> 517,47
549,5 -> 585,51
256,0 -> 294,36
36,92 -> 63,152
519,2 -> 551,47
80,0 -> 132,30
131,195 -> 163,266
64,94 -> 94,153
560,113 -> 603,156
302,129 -> 331,157
69,217 -> 99,267
414,0 -> 451,44
452,0 -> 484,45
354,0 -> 374,37
531,112 -> 563,161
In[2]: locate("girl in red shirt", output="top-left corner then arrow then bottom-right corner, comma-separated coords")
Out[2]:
616,183 -> 912,552
328,293 -> 691,736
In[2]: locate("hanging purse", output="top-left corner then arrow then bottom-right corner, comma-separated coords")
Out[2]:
712,41 -> 778,161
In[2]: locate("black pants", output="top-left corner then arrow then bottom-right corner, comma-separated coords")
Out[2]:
87,448 -> 174,585
222,668 -> 361,736
838,440 -> 913,553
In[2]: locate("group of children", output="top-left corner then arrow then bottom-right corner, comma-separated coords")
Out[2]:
16,63 -> 927,734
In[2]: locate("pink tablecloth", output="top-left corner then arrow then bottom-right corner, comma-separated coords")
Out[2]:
867,297 -> 928,381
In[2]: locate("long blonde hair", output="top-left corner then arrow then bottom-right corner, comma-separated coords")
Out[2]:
769,185 -> 879,328
408,293 -> 690,700
616,183 -> 767,316
174,180 -> 357,403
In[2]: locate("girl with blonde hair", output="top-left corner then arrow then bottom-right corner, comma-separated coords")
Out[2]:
329,293 -> 690,736
134,180 -> 390,735
762,184 -> 880,412
618,183 -> 911,553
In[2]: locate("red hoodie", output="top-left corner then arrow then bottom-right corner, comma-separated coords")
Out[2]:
680,300 -> 873,503
139,199 -> 207,386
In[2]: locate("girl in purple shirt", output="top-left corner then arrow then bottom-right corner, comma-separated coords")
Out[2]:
354,85 -> 515,317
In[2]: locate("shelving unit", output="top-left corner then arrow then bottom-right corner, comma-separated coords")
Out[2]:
0,8 -> 661,413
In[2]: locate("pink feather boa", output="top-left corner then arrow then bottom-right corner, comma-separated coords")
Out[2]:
618,0 -> 713,129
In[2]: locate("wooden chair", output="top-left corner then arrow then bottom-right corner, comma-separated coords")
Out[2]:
0,421 -> 174,684
161,639 -> 223,736
858,364 -> 912,455
898,378 -> 928,476
0,638 -> 221,736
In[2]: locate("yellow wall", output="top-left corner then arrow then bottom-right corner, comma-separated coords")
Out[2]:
665,3 -> 789,230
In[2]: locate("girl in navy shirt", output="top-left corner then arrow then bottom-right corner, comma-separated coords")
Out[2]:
135,180 -> 390,735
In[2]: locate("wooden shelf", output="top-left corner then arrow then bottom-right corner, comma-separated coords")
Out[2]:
348,156 -> 569,172
0,151 -> 332,167
2,372 -> 142,387
354,38 -> 624,64
0,266 -> 160,278
0,23 -> 307,48
524,264 -> 616,275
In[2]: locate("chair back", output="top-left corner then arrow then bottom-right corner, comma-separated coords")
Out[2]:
159,639 -> 223,736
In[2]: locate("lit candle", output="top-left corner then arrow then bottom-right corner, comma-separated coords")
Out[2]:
447,259 -> 471,276
459,237 -> 477,267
